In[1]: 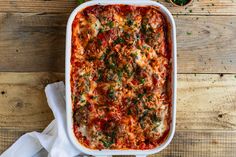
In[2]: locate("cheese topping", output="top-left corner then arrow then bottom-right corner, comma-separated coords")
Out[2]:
71,5 -> 172,150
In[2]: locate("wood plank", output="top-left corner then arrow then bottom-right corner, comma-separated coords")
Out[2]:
154,130 -> 236,157
0,0 -> 236,15
176,16 -> 236,73
115,131 -> 236,157
0,13 -> 66,72
0,0 -> 77,14
177,74 -> 236,129
0,13 -> 236,73
0,30 -> 65,72
2,130 -> 236,156
0,74 -> 236,131
0,72 -> 64,131
0,72 -> 236,154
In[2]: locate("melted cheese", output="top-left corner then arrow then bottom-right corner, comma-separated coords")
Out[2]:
71,5 -> 171,150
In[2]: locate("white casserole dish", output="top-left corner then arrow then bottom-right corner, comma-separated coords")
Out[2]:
65,0 -> 177,156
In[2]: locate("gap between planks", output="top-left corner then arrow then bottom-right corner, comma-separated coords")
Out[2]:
0,14 -> 236,73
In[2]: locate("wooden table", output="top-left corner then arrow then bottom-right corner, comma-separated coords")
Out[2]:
0,0 -> 236,156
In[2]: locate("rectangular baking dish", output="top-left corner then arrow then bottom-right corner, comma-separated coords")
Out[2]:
65,0 -> 177,156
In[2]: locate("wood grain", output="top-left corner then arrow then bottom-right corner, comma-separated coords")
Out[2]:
177,74 -> 236,130
0,72 -> 236,154
0,73 -> 64,131
154,130 -> 236,157
176,16 -> 236,73
0,13 -> 236,73
0,0 -> 236,15
115,130 -> 236,157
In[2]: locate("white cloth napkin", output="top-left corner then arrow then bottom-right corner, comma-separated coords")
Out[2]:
0,82 -> 84,157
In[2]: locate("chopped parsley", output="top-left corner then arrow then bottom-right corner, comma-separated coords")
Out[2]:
186,32 -> 192,35
114,37 -> 125,45
108,88 -> 116,99
117,69 -> 123,81
138,93 -> 144,99
132,98 -> 139,105
100,139 -> 113,148
107,21 -> 114,28
172,0 -> 191,6
109,63 -> 116,69
97,69 -> 103,82
140,78 -> 145,84
131,52 -> 138,59
127,108 -> 132,115
77,0 -> 85,5
127,18 -> 134,26
99,53 -> 106,60
124,32 -> 130,38
99,28 -> 104,33
97,40 -> 102,46
124,64 -> 133,77
147,95 -> 153,101
140,24 -> 147,34
151,114 -> 161,123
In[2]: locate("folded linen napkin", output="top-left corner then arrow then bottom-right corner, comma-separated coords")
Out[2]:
0,82 -> 84,157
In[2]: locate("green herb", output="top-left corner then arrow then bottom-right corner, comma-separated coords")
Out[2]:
145,37 -> 150,43
109,63 -> 116,69
97,70 -> 103,82
140,78 -> 145,84
107,21 -> 114,28
139,110 -> 149,129
147,95 -> 153,101
97,40 -> 102,46
172,0 -> 191,6
141,24 -> 147,34
106,48 -> 111,53
138,93 -> 144,99
114,37 -> 125,45
117,69 -> 123,81
189,9 -> 192,13
127,18 -> 133,26
99,28 -> 104,33
124,32 -> 130,38
234,75 -> 236,79
100,139 -> 113,148
132,98 -> 139,105
108,88 -> 116,99
80,99 -> 86,103
77,0 -> 85,5
131,52 -> 138,59
88,57 -> 96,61
91,96 -> 98,99
140,120 -> 145,129
71,95 -> 79,102
99,53 -> 106,60
186,32 -> 192,35
127,108 -> 132,115
124,65 -> 132,77
151,114 -> 161,123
